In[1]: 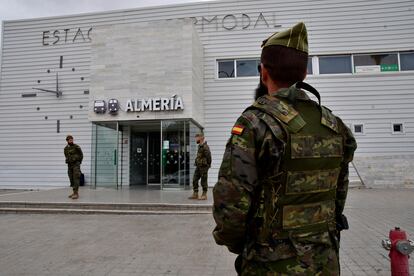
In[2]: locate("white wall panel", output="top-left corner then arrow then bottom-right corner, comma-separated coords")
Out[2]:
1,0 -> 414,187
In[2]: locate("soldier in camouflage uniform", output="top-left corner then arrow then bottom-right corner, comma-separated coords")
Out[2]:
64,135 -> 83,199
189,133 -> 212,200
212,22 -> 357,275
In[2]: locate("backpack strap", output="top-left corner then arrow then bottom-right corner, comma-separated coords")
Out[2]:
321,106 -> 340,133
252,95 -> 306,134
295,81 -> 321,105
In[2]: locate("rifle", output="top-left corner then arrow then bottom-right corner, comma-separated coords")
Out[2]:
336,214 -> 349,242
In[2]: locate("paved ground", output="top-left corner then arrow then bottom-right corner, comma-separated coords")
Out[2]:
0,188 -> 413,276
0,187 -> 213,205
0,189 -> 29,195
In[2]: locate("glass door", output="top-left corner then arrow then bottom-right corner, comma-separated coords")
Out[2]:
130,132 -> 147,186
148,132 -> 161,184
91,122 -> 119,189
161,120 -> 186,189
129,131 -> 161,186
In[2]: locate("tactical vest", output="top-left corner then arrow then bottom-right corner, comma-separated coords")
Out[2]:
195,143 -> 210,168
65,144 -> 82,164
251,82 -> 344,241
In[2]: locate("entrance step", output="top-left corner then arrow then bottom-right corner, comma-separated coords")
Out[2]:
349,180 -> 365,189
0,202 -> 212,215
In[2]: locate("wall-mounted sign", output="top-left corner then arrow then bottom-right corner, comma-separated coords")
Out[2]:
355,64 -> 399,73
94,100 -> 106,113
380,64 -> 399,72
125,95 -> 184,112
108,99 -> 119,114
190,12 -> 281,32
42,27 -> 92,46
41,11 -> 280,45
355,65 -> 381,73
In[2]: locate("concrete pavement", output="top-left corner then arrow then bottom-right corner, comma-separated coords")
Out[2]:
0,186 -> 213,205
0,188 -> 413,275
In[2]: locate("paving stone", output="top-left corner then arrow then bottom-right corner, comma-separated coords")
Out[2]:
0,189 -> 413,275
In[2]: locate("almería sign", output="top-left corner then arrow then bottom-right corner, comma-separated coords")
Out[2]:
125,95 -> 184,112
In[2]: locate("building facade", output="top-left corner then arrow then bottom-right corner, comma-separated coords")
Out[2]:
1,0 -> 414,189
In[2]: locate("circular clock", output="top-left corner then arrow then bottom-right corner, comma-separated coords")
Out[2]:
31,55 -> 86,98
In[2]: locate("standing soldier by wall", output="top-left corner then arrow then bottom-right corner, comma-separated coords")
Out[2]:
189,133 -> 212,200
212,22 -> 357,275
64,135 -> 83,199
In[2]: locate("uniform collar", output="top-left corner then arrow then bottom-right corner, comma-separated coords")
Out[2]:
271,86 -> 310,102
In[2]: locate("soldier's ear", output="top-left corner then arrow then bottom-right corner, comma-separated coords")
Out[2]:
261,64 -> 270,85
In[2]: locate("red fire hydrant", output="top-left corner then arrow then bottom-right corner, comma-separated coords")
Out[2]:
382,227 -> 414,276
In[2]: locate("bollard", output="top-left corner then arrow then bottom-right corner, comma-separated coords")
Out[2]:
382,227 -> 414,276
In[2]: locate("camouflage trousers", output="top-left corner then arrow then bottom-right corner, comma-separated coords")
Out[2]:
68,163 -> 81,192
192,167 -> 208,192
238,246 -> 339,276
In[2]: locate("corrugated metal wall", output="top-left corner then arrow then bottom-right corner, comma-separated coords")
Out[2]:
1,0 -> 414,187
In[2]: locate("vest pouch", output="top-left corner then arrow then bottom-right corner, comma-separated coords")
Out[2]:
291,135 -> 343,159
286,168 -> 340,195
282,200 -> 335,230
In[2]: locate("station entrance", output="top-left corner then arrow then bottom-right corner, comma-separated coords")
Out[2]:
91,120 -> 202,190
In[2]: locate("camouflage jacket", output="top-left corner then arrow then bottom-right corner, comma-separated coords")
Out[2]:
64,144 -> 83,165
195,142 -> 212,169
212,86 -> 357,260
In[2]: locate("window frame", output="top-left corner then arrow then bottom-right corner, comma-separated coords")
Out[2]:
216,58 -> 261,79
217,59 -> 236,79
307,56 -> 313,75
235,58 -> 260,78
353,52 -> 399,74
216,51 -> 414,79
318,54 -> 353,75
352,123 -> 365,135
399,51 -> 414,72
391,122 -> 405,135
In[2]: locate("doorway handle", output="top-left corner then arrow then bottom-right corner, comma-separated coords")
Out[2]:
113,149 -> 117,166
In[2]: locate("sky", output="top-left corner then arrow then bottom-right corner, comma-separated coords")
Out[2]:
0,0 -> 213,22
0,0 -> 214,52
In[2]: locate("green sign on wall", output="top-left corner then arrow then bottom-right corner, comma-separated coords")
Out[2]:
380,64 -> 399,72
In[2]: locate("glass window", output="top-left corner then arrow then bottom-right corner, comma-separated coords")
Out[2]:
218,60 -> 235,78
353,124 -> 364,134
392,123 -> 404,134
307,57 -> 313,75
319,55 -> 352,74
354,53 -> 398,73
400,52 -> 414,71
236,59 -> 260,77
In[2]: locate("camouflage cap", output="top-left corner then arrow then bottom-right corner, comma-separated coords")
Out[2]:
66,135 -> 74,141
195,133 -> 204,138
261,22 -> 308,53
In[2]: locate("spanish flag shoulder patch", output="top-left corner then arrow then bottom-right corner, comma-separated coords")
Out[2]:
231,125 -> 245,135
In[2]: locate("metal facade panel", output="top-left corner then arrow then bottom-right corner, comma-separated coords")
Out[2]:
1,0 -> 414,186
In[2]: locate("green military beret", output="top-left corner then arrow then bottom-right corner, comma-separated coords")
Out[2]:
261,22 -> 308,53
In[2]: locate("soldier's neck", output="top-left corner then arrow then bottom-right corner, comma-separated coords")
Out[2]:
267,81 -> 288,96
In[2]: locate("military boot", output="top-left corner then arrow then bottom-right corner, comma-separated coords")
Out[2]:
188,192 -> 198,200
199,191 -> 207,200
68,193 -> 75,199
71,191 -> 79,200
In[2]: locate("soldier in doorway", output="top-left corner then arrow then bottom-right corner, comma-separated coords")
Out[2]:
212,22 -> 357,275
189,133 -> 212,200
64,135 -> 83,199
